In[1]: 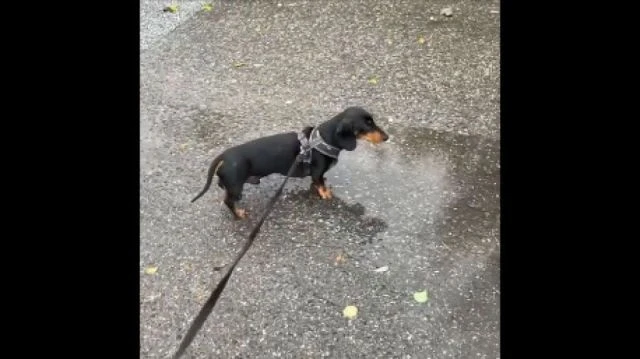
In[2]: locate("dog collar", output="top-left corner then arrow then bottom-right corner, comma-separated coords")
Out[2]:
298,127 -> 341,163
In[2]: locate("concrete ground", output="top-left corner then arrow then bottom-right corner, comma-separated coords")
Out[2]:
140,0 -> 500,358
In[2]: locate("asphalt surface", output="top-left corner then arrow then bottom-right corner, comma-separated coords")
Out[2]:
140,1 -> 500,358
141,0 -> 204,51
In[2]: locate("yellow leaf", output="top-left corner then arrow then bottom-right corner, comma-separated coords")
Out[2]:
368,75 -> 378,85
233,61 -> 247,68
343,305 -> 358,319
144,266 -> 158,275
418,35 -> 426,44
413,290 -> 428,303
202,3 -> 213,12
163,5 -> 179,13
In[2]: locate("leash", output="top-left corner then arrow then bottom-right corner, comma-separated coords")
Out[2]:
172,153 -> 304,359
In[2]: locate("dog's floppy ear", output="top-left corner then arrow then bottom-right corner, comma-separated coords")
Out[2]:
335,120 -> 357,151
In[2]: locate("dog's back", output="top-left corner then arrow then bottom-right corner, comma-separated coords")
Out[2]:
224,131 -> 300,177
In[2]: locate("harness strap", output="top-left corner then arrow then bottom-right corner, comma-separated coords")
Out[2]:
298,132 -> 313,164
298,127 -> 341,162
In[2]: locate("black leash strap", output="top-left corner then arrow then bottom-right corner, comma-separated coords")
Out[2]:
172,154 -> 303,359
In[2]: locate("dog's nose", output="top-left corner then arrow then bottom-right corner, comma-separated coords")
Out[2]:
382,132 -> 389,142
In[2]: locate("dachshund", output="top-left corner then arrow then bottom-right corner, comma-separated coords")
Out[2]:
191,107 -> 389,219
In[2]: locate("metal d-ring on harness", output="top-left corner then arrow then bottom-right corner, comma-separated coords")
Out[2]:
172,127 -> 340,359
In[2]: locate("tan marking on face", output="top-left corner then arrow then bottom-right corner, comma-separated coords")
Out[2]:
358,131 -> 384,144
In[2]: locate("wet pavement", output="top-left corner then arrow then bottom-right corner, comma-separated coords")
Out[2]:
140,0 -> 499,358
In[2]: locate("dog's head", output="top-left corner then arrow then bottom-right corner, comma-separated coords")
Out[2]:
334,107 -> 389,151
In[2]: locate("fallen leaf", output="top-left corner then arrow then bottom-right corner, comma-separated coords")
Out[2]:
335,253 -> 346,265
142,293 -> 161,303
413,290 -> 428,303
368,75 -> 379,85
374,266 -> 389,272
440,7 -> 453,17
179,143 -> 189,151
343,305 -> 358,319
144,266 -> 158,275
233,61 -> 247,68
202,3 -> 213,12
180,262 -> 193,273
163,4 -> 179,13
417,35 -> 426,44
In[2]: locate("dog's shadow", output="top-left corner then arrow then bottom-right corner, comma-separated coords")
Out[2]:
239,186 -> 388,245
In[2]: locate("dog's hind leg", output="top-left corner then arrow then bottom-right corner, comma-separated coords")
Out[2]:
223,185 -> 247,219
217,161 -> 249,219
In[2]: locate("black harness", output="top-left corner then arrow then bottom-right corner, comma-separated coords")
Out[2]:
298,127 -> 341,166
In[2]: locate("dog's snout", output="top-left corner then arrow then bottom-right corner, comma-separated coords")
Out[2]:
381,131 -> 389,142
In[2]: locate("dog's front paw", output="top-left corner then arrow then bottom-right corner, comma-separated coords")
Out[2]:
316,185 -> 333,200
234,208 -> 248,219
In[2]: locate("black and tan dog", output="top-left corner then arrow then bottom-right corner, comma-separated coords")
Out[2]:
191,107 -> 389,219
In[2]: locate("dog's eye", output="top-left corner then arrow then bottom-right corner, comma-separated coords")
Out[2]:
366,119 -> 373,125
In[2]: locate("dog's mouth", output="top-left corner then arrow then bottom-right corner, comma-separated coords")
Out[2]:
358,130 -> 389,144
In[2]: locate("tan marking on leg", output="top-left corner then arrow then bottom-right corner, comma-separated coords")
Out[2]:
234,208 -> 247,219
316,185 -> 333,199
214,160 -> 224,174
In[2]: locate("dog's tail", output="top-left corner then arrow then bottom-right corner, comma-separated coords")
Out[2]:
191,154 -> 224,203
